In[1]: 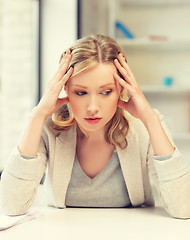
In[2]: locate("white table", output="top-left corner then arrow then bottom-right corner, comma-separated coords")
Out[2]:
1,206 -> 190,240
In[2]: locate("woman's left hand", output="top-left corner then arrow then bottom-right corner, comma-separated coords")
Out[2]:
114,53 -> 175,155
113,53 -> 154,124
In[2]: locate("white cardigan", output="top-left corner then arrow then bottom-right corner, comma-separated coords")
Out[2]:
1,110 -> 190,218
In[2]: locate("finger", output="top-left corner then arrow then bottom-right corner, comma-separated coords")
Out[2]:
60,66 -> 74,85
57,51 -> 72,79
59,51 -> 66,64
118,53 -> 136,82
114,59 -> 130,82
114,72 -> 136,97
56,50 -> 70,74
52,67 -> 73,98
50,51 -> 72,86
118,53 -> 128,69
55,67 -> 74,95
113,71 -> 131,90
59,49 -> 71,64
59,54 -> 72,79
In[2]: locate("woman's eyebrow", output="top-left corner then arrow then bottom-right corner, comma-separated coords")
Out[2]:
99,83 -> 115,89
71,84 -> 88,89
71,83 -> 115,89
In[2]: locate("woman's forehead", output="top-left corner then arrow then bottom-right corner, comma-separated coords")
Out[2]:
69,63 -> 118,88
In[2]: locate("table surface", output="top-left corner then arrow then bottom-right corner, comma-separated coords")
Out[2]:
1,206 -> 190,240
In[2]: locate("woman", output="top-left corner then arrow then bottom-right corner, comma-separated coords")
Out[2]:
1,34 -> 190,218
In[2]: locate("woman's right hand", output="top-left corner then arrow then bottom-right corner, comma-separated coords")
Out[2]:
36,50 -> 73,119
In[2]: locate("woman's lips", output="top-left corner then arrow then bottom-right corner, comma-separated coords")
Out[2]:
84,117 -> 102,124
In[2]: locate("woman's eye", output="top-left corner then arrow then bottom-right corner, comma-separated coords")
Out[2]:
101,90 -> 112,95
75,91 -> 87,96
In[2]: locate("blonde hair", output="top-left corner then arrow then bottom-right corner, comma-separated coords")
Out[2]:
51,34 -> 129,149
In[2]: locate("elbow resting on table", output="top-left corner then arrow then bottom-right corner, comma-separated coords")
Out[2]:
0,191 -> 33,216
2,205 -> 29,216
168,205 -> 190,220
0,173 -> 36,216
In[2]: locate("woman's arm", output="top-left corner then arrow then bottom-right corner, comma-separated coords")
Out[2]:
114,53 -> 174,156
139,108 -> 175,156
0,50 -> 73,215
18,50 -> 73,156
114,54 -> 190,219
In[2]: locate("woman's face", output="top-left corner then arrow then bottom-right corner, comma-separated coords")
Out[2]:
67,63 -> 121,134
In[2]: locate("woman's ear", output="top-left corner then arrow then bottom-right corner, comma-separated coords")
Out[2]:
58,86 -> 68,99
63,86 -> 69,99
64,85 -> 69,95
120,88 -> 128,102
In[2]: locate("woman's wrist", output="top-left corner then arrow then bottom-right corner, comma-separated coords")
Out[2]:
140,107 -> 157,127
32,106 -> 50,122
17,106 -> 48,156
141,109 -> 175,155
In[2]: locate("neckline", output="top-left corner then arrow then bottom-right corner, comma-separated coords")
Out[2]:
75,151 -> 117,185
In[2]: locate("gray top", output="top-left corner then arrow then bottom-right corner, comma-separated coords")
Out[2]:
65,152 -> 131,208
21,153 -> 171,208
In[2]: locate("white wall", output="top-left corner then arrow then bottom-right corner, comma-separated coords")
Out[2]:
41,0 -> 77,93
0,0 -> 35,170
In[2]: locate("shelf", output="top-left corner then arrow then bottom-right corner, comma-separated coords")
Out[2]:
141,86 -> 190,94
117,0 -> 190,7
117,38 -> 190,49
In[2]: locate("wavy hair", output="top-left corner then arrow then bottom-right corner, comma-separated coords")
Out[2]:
50,34 -> 129,149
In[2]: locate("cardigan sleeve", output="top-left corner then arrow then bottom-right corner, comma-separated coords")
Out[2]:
147,110 -> 190,219
0,135 -> 47,216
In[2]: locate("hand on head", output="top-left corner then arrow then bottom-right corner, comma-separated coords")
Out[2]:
114,53 -> 153,122
37,49 -> 73,119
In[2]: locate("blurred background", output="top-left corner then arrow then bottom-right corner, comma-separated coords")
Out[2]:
0,0 -> 190,174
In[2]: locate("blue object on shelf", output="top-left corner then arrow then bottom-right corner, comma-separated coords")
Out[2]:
163,76 -> 173,87
115,21 -> 134,39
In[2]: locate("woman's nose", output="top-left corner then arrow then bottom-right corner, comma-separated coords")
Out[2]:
87,97 -> 99,115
